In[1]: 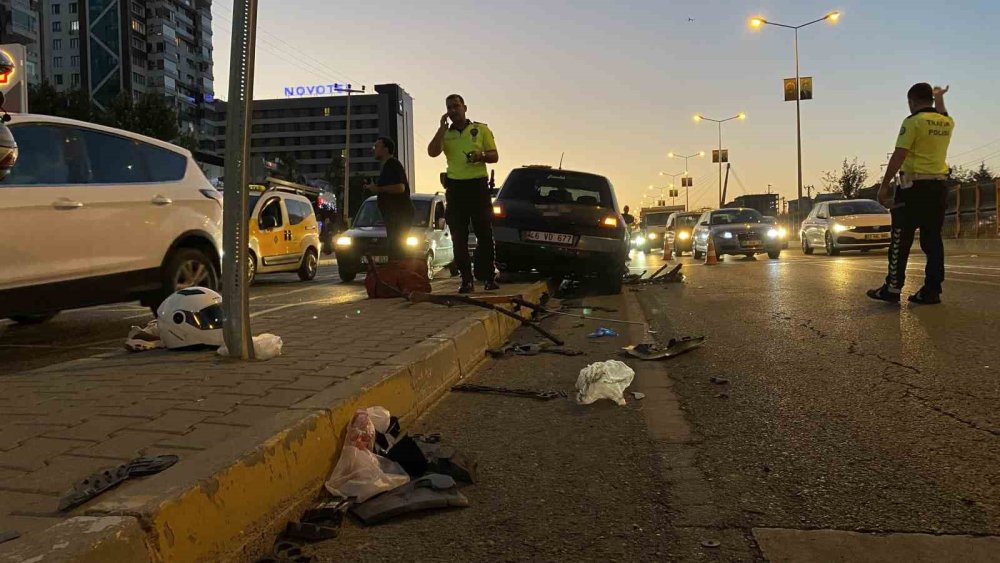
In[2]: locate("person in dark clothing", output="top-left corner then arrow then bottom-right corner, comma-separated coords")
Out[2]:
427,94 -> 500,294
868,83 -> 954,305
366,136 -> 414,263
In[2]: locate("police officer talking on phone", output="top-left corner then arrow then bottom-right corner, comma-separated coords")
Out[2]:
427,94 -> 500,294
867,83 -> 954,305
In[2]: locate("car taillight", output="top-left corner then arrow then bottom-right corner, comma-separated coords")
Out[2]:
601,216 -> 618,228
492,204 -> 505,218
200,189 -> 223,206
316,196 -> 326,207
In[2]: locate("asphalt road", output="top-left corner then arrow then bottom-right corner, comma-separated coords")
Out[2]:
0,260 -> 376,375
638,247 -> 1000,537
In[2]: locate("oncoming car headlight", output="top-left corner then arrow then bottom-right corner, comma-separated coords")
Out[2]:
336,236 -> 352,247
721,231 -> 733,239
647,232 -> 658,240
633,236 -> 645,245
767,229 -> 779,239
678,231 -> 691,240
405,236 -> 419,247
832,224 -> 850,233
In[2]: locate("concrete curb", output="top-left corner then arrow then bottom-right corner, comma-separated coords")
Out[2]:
0,283 -> 546,563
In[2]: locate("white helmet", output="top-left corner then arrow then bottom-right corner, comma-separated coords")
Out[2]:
157,287 -> 225,350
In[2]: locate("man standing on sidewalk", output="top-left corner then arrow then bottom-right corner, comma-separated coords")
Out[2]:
868,84 -> 954,305
366,136 -> 414,264
428,94 -> 500,294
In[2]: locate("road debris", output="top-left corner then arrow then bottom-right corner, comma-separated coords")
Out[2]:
624,263 -> 684,286
715,392 -> 730,399
0,530 -> 19,545
631,392 -> 646,401
421,443 -> 479,484
410,292 -> 565,346
576,360 -> 635,406
487,341 -> 583,358
701,539 -> 721,548
218,333 -> 283,360
124,320 -> 162,352
588,327 -> 619,338
283,521 -> 339,542
325,407 -> 409,503
452,383 -> 566,401
709,376 -> 729,385
59,455 -> 178,511
350,474 -> 470,525
621,336 -> 705,360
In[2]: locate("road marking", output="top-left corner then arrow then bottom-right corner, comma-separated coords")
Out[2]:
799,262 -> 1000,288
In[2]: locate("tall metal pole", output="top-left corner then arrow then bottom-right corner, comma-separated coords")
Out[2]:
221,0 -> 258,360
717,122 -> 723,208
684,159 -> 690,211
794,28 -> 803,232
343,89 -> 352,225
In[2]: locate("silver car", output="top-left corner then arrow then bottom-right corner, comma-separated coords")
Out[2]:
333,194 -> 456,282
691,208 -> 783,260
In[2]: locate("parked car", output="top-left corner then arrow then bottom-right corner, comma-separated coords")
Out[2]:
334,194 -> 455,282
691,208 -> 783,260
492,166 -> 629,294
0,115 -> 222,324
665,211 -> 702,257
762,216 -> 790,249
246,188 -> 321,284
800,199 -> 890,256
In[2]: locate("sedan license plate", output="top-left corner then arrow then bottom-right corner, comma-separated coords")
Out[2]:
524,231 -> 575,246
371,255 -> 389,264
865,233 -> 890,240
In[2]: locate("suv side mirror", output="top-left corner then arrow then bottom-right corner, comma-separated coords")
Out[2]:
261,215 -> 278,230
699,221 -> 709,226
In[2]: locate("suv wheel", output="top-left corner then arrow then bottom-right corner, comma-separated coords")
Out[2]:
825,232 -> 840,256
298,249 -> 318,281
247,252 -> 257,285
426,252 -> 435,281
802,237 -> 814,255
152,247 -> 218,313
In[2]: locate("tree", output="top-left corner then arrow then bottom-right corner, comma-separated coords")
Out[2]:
949,165 -> 974,185
174,131 -> 199,153
972,162 -> 995,184
27,82 -> 93,122
134,94 -> 180,142
822,157 -> 870,199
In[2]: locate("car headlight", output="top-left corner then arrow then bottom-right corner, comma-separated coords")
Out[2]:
335,236 -> 352,247
721,231 -> 733,239
678,231 -> 690,240
832,224 -> 850,233
405,236 -> 419,247
633,236 -> 645,245
767,229 -> 779,239
647,232 -> 658,240
778,227 -> 788,238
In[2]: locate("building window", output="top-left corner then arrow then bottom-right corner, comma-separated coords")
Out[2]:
51,3 -> 61,15
71,73 -> 80,87
52,38 -> 62,50
71,55 -> 79,67
133,72 -> 145,86
69,2 -> 77,13
55,74 -> 64,85
52,21 -> 61,32
323,107 -> 331,117
131,19 -> 144,34
70,38 -> 79,49
53,57 -> 63,68
70,21 -> 79,34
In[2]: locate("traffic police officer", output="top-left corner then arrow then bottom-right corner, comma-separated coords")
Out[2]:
868,83 -> 954,305
428,94 -> 500,294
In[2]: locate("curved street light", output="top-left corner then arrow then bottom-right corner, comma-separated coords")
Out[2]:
668,151 -> 705,210
693,113 -> 746,207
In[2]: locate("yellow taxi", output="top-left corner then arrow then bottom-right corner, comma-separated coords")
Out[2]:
247,187 -> 321,283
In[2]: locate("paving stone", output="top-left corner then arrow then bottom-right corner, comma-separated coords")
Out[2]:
69,430 -> 176,461
136,410 -> 212,434
207,406 -> 286,427
0,490 -> 62,517
101,399 -> 187,419
0,455 -> 115,495
156,424 -> 241,450
0,425 -> 70,452
44,416 -> 147,442
227,380 -> 282,396
274,376 -> 340,391
172,394 -> 249,413
243,389 -> 314,408
0,438 -> 94,472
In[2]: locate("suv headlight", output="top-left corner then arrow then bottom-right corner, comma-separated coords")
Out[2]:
336,236 -> 352,247
721,231 -> 733,239
832,224 -> 850,233
678,231 -> 690,240
767,229 -> 779,239
405,236 -> 419,247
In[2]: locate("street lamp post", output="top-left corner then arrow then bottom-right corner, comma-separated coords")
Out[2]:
658,171 -> 685,207
335,84 -> 366,225
749,11 -> 840,229
668,151 -> 705,210
693,113 -> 745,208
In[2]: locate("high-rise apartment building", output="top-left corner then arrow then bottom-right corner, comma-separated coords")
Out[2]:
1,0 -> 42,85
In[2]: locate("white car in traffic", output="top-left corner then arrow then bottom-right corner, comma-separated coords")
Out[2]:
0,115 -> 223,324
800,199 -> 891,256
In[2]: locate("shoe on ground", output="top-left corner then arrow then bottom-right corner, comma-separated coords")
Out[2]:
484,280 -> 500,291
459,281 -> 475,294
866,285 -> 901,303
908,288 -> 941,305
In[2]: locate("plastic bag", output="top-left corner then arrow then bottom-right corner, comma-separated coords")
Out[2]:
575,360 -> 635,406
217,333 -> 283,360
325,407 -> 409,502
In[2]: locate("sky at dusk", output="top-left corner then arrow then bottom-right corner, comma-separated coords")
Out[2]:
210,0 -> 1000,210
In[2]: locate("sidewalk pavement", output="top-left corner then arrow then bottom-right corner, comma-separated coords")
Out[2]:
0,278 -> 546,562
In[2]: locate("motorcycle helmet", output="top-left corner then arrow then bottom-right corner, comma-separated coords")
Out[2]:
156,287 -> 225,349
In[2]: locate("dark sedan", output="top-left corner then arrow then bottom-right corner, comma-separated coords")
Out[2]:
492,166 -> 629,294
691,208 -> 782,260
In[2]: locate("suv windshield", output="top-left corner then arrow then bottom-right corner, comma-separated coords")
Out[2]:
712,209 -> 764,225
354,200 -> 431,228
645,212 -> 670,227
500,169 -> 612,208
673,215 -> 700,229
829,201 -> 887,216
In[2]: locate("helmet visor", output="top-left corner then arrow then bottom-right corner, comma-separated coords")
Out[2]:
183,303 -> 225,330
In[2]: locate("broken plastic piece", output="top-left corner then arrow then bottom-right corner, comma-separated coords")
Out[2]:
125,454 -> 179,477
701,539 -> 721,548
631,392 -> 646,401
59,466 -> 129,512
709,377 -> 729,385
283,521 -> 339,542
452,383 -> 565,401
588,327 -> 619,338
621,336 -> 706,361
350,474 -> 469,525
421,444 -> 479,484
576,360 -> 635,406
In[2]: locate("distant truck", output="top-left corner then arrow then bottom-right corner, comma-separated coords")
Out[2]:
639,205 -> 686,245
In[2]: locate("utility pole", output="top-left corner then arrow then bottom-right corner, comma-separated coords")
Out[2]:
694,113 -> 745,207
220,0 -> 259,359
336,84 -> 365,225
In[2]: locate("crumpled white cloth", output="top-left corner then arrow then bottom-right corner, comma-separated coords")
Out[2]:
575,360 -> 635,406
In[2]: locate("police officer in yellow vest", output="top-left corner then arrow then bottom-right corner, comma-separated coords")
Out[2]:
868,83 -> 954,305
428,94 -> 500,294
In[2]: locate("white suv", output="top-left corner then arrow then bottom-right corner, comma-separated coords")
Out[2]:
0,115 -> 223,324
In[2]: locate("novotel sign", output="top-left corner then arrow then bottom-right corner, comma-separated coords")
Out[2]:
283,83 -> 357,98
